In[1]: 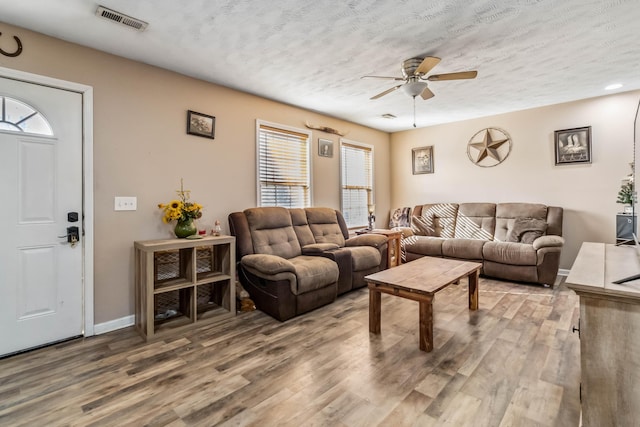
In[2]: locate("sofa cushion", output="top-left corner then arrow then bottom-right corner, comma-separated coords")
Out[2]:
453,203 -> 496,240
418,203 -> 459,238
403,235 -> 444,257
411,214 -> 435,236
289,256 -> 339,294
342,246 -> 382,271
241,253 -> 295,274
305,208 -> 346,247
506,218 -> 548,244
244,207 -> 302,259
483,241 -> 537,266
442,238 -> 486,260
289,208 -> 316,246
389,207 -> 412,228
494,203 -> 548,242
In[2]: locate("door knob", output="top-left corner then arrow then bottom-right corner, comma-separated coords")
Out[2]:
58,226 -> 80,247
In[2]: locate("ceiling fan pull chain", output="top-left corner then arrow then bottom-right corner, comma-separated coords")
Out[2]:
413,96 -> 417,128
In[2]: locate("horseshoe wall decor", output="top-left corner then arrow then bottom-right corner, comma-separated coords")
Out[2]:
0,32 -> 23,57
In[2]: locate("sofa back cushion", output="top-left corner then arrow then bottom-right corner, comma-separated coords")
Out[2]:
305,207 -> 346,247
289,208 -> 316,246
244,207 -> 302,259
453,203 -> 496,240
414,203 -> 459,238
494,203 -> 548,242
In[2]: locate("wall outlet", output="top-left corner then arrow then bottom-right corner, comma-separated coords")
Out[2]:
114,196 -> 137,211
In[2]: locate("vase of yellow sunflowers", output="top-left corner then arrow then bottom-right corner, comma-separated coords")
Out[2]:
158,179 -> 203,238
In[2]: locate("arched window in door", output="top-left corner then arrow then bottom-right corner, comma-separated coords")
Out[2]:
0,96 -> 53,135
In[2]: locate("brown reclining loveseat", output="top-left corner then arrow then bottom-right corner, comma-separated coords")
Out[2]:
229,207 -> 388,321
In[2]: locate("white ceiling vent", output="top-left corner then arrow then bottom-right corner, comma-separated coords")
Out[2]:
96,6 -> 148,31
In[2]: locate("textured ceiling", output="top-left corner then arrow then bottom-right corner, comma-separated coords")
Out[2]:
0,0 -> 639,132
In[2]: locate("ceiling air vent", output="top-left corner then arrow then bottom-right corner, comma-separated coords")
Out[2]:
381,114 -> 397,119
96,6 -> 148,31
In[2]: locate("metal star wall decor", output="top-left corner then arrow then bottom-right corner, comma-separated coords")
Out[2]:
467,127 -> 512,167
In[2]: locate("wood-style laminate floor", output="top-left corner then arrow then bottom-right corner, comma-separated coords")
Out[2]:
0,277 -> 581,427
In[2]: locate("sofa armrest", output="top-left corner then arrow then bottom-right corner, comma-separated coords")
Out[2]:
532,235 -> 564,250
241,254 -> 296,275
346,234 -> 388,248
302,243 -> 340,254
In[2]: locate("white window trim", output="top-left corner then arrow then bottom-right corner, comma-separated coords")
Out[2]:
255,119 -> 313,207
340,138 -> 375,229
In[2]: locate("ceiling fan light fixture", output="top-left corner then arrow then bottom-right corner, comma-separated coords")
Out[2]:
402,80 -> 428,97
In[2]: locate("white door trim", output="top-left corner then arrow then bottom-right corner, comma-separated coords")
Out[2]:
0,66 -> 95,336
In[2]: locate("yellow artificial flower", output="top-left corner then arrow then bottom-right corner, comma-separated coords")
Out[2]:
158,180 -> 203,224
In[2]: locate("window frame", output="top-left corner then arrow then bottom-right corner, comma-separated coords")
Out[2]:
255,119 -> 312,208
339,138 -> 375,229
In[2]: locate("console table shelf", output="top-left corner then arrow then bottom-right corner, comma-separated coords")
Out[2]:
134,235 -> 236,341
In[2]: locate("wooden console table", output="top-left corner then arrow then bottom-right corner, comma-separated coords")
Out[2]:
565,242 -> 640,426
134,235 -> 236,340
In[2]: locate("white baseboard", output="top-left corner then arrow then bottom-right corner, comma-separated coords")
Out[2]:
558,268 -> 570,277
93,315 -> 134,335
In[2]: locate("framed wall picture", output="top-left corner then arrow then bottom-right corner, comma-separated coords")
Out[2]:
187,110 -> 215,139
554,126 -> 591,165
412,145 -> 434,174
318,138 -> 333,157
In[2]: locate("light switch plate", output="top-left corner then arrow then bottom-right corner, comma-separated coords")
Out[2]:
114,196 -> 137,211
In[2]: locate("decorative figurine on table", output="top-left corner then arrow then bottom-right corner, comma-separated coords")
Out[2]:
212,220 -> 221,236
367,204 -> 376,230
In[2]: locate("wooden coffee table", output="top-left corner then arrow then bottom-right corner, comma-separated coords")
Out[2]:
365,256 -> 482,352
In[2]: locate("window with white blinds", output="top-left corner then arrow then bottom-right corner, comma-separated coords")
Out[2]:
257,121 -> 311,208
340,140 -> 374,228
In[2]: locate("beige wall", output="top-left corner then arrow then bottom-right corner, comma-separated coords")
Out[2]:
0,23 -> 391,324
391,90 -> 640,270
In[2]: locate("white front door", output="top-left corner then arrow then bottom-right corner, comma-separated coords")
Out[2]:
0,77 -> 83,357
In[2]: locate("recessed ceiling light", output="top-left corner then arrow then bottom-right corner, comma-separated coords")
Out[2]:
605,83 -> 623,90
381,113 -> 396,119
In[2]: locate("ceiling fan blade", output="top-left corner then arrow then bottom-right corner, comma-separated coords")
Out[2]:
414,57 -> 441,75
420,87 -> 435,100
361,75 -> 405,81
427,70 -> 478,81
370,85 -> 402,100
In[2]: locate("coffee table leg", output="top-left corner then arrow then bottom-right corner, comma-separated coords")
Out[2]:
419,298 -> 434,352
369,287 -> 381,334
468,269 -> 479,310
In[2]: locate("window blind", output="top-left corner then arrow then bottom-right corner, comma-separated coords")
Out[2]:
257,123 -> 310,208
341,141 -> 373,228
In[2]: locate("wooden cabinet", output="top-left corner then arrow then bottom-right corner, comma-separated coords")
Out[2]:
134,235 -> 236,340
565,242 -> 640,427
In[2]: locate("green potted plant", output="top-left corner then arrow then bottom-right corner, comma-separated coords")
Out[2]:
617,163 -> 635,213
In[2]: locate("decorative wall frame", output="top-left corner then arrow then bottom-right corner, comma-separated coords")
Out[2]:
554,126 -> 591,165
412,145 -> 434,174
187,110 -> 215,139
318,138 -> 333,157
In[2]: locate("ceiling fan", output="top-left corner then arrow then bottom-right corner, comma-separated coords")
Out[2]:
362,56 -> 477,127
362,56 -> 478,101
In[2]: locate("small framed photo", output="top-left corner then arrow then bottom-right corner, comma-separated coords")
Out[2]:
318,138 -> 333,158
555,126 -> 591,165
187,110 -> 215,139
412,145 -> 434,174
